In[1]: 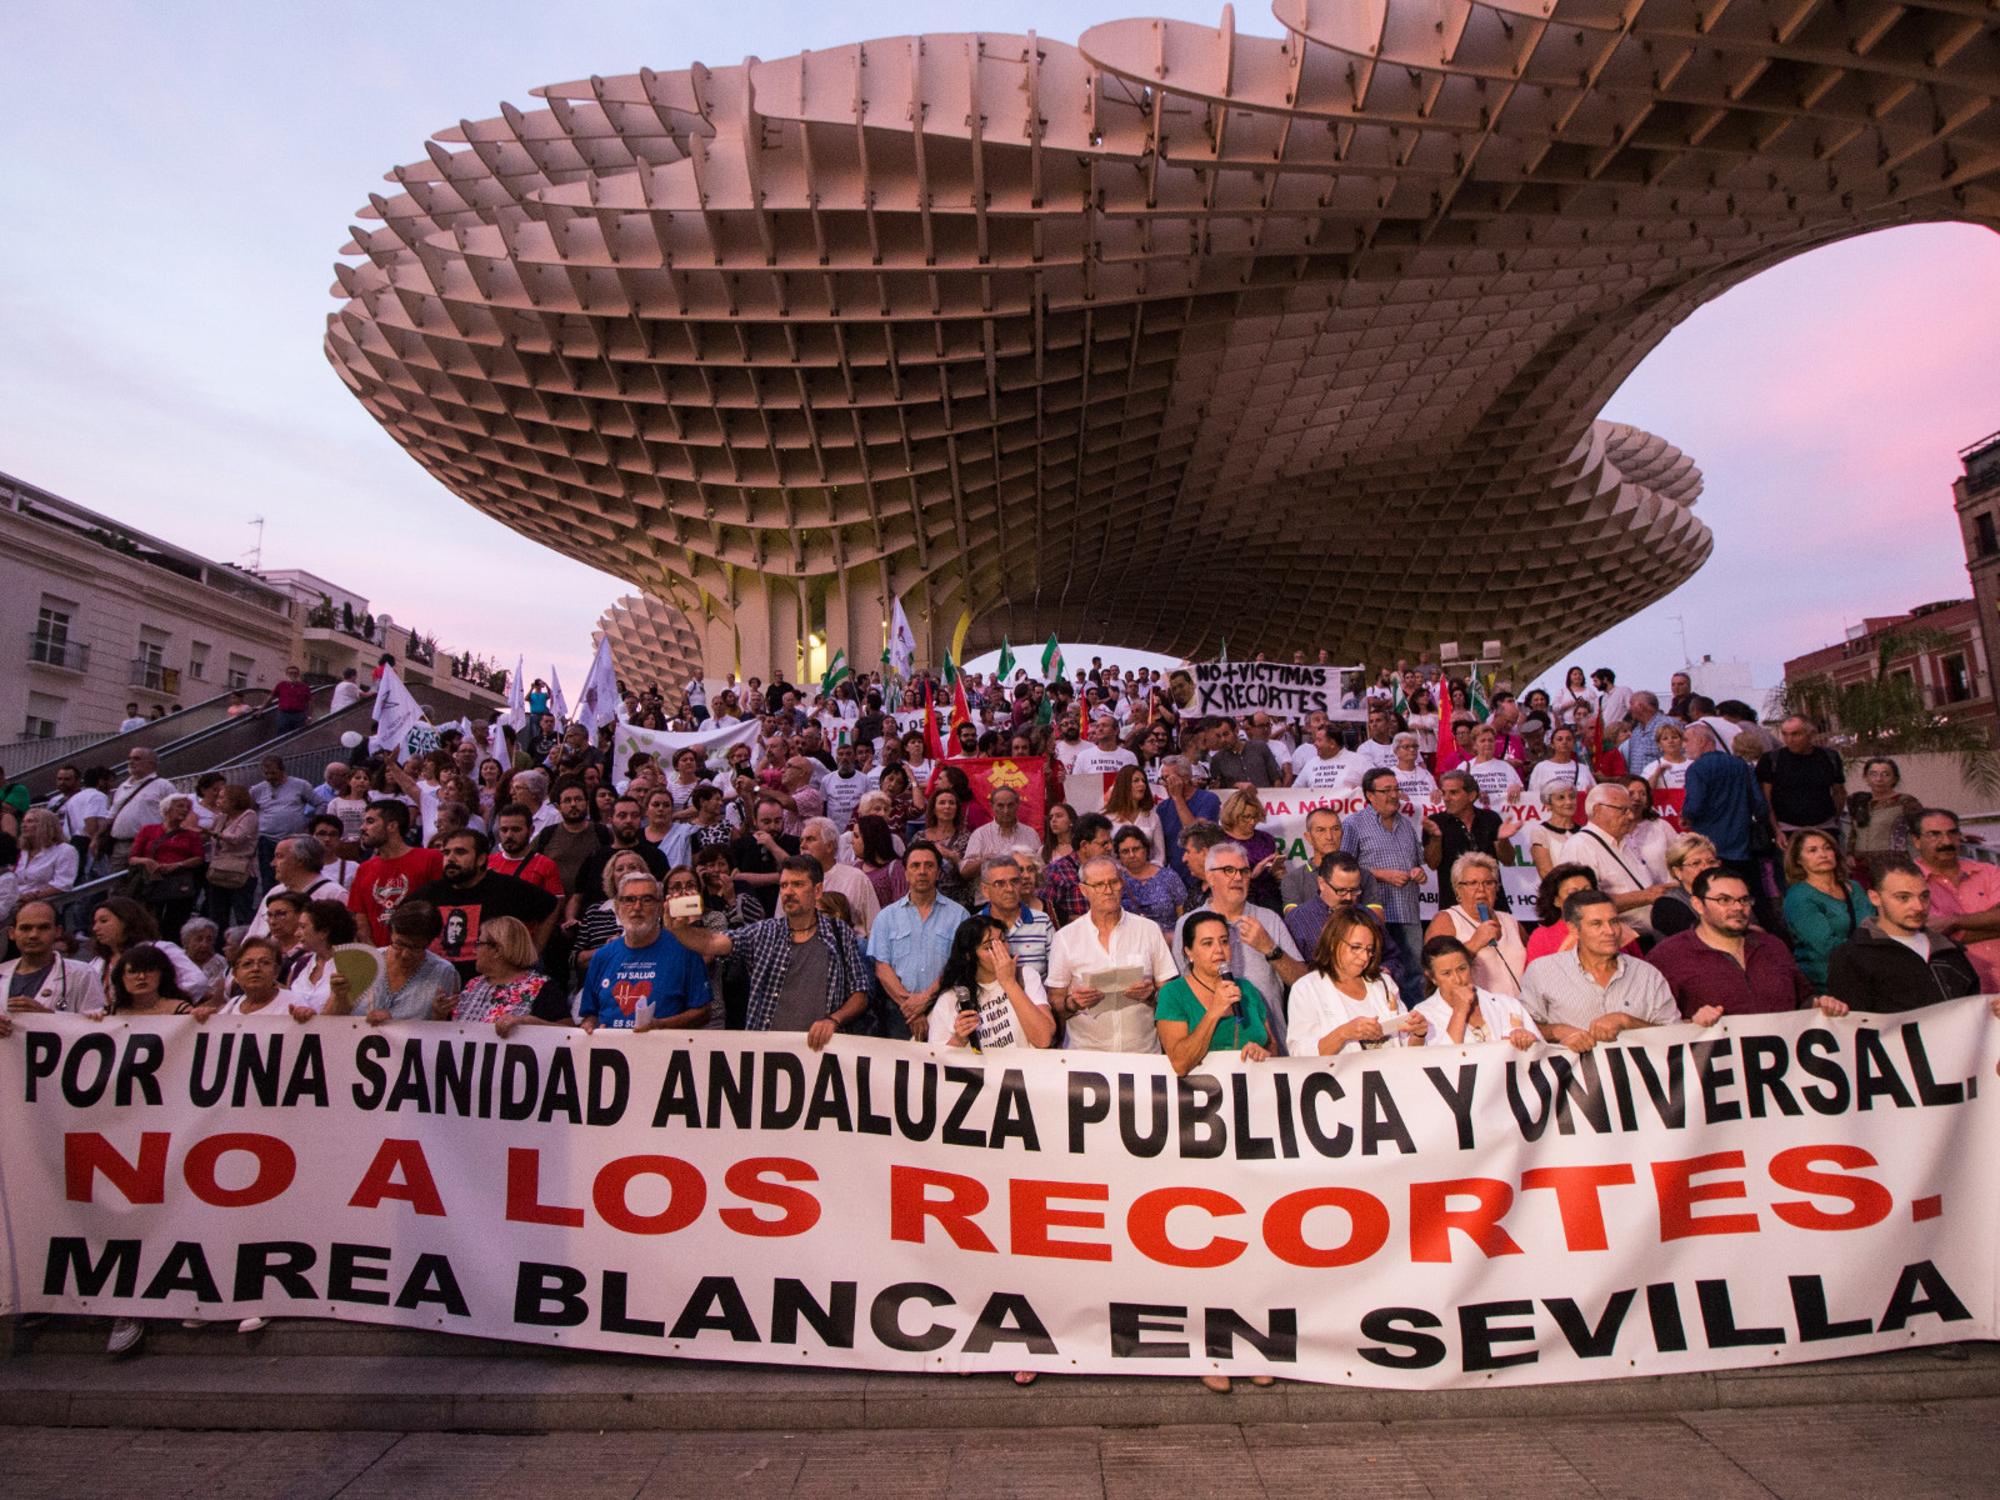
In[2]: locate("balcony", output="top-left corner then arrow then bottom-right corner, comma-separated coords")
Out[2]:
128,658 -> 182,694
27,632 -> 89,673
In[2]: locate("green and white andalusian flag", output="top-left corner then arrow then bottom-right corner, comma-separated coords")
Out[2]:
995,637 -> 1017,680
1041,632 -> 1064,682
819,649 -> 851,700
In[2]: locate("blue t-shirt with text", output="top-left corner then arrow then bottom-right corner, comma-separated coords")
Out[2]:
580,931 -> 710,1028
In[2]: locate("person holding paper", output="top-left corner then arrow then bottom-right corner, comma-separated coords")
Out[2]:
1045,855 -> 1178,1054
1286,908 -> 1428,1055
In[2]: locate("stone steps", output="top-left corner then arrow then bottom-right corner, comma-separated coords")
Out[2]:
3,1320 -> 1994,1432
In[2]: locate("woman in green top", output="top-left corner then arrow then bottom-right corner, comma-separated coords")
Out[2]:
1781,828 -> 1874,989
1156,911 -> 1279,1394
1156,911 -> 1278,1071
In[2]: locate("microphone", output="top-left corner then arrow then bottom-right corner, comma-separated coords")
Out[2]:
1476,901 -> 1491,923
1224,973 -> 1246,1024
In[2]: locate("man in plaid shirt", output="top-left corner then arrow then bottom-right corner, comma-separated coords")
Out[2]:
671,856 -> 870,1049
1043,812 -> 1115,927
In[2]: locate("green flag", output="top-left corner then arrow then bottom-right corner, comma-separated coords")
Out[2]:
1470,672 -> 1490,720
1041,632 -> 1064,682
996,637 -> 1017,680
819,648 -> 851,699
941,648 -> 958,688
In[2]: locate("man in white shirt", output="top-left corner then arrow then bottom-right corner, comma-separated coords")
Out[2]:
329,668 -> 365,713
118,703 -> 149,733
1285,711 -> 1329,779
1292,723 -> 1366,789
962,786 -> 1042,884
1045,855 -> 1179,1053
1555,783 -> 1672,934
102,747 -> 172,870
820,741 -> 870,830
53,765 -> 111,857
1591,668 -> 1632,734
1071,713 -> 1138,777
246,836 -> 350,939
0,901 -> 107,1017
1352,707 -> 1400,773
1171,841 -> 1307,1048
800,817 -> 878,935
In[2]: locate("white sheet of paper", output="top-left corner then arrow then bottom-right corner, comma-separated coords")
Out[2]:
1086,967 -> 1144,997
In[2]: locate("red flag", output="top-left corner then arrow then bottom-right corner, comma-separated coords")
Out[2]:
949,755 -> 1048,834
922,680 -> 946,792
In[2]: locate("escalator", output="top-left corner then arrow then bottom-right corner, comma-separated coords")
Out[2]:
147,683 -> 342,785
167,674 -> 510,790
11,688 -> 280,800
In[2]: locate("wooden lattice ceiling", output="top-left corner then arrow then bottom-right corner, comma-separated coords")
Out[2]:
326,0 -> 2000,670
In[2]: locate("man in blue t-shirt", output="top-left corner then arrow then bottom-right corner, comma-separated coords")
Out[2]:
579,871 -> 711,1031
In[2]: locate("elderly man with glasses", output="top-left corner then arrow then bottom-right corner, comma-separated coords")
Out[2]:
1555,783 -> 1674,937
1171,840 -> 1308,1050
977,853 -> 1053,981
577,871 -> 711,1033
1046,854 -> 1179,1053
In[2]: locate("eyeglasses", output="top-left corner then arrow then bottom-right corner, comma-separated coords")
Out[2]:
1701,894 -> 1755,907
1081,879 -> 1122,891
473,936 -> 499,948
615,895 -> 663,907
1207,864 -> 1249,876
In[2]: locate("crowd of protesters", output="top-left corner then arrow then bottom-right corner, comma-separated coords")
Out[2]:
3,652 -> 1998,1378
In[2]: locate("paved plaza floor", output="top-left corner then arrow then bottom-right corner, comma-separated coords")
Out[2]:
3,1398 -> 1994,1500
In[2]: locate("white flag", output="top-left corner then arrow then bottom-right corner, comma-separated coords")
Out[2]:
485,719 -> 512,770
502,655 -> 527,732
368,666 -> 423,756
575,636 -> 619,735
888,596 -> 916,680
549,666 -> 569,725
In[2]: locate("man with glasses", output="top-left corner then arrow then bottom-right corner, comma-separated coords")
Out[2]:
1173,842 -> 1308,1047
578,871 -> 711,1032
1648,868 -> 1840,1021
101,746 -> 171,872
1342,768 -> 1434,1002
1045,812 -> 1115,927
978,854 -> 1052,981
1556,783 -> 1673,935
1046,855 -> 1179,1053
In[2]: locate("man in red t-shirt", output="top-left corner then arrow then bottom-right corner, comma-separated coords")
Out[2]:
487,802 -> 565,902
271,664 -> 314,735
346,800 -> 445,945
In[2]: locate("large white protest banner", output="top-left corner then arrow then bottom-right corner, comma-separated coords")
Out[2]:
3,1007 -> 1994,1387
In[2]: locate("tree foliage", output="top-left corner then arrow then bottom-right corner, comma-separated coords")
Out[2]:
1774,626 -> 2000,796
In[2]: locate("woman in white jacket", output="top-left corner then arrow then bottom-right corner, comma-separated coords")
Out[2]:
1287,908 -> 1429,1055
1413,936 -> 1543,1049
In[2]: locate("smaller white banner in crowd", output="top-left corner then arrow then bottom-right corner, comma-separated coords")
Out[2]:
610,716 -> 764,788
1178,661 -> 1367,722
